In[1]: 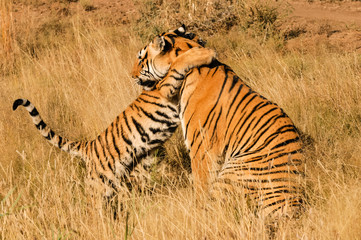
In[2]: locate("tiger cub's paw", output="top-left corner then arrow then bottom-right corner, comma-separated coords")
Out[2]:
184,47 -> 217,68
172,47 -> 217,73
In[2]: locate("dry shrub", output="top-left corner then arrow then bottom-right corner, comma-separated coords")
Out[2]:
132,0 -> 289,42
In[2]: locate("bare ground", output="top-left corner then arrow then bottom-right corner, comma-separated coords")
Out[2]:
284,1 -> 361,52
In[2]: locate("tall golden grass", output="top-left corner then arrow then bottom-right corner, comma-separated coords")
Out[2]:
1,0 -> 361,239
0,1 -> 12,54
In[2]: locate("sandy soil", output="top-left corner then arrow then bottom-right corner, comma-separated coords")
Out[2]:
285,1 -> 361,52
291,1 -> 361,23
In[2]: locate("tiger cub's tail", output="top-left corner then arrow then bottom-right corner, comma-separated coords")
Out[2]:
13,99 -> 85,158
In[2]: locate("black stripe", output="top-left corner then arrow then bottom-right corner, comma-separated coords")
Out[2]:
75,142 -> 82,152
120,124 -> 132,146
104,127 -> 117,162
169,73 -> 185,81
155,110 -> 171,119
30,108 -> 39,116
166,35 -> 176,45
148,139 -> 164,145
209,107 -> 223,141
166,125 -> 178,133
269,201 -> 301,215
189,128 -> 198,148
141,92 -> 160,100
149,127 -> 162,134
237,169 -> 301,176
166,104 -> 177,113
259,195 -> 281,202
225,84 -> 244,119
114,116 -> 121,139
131,117 -> 149,142
99,174 -> 118,192
258,150 -> 300,164
238,178 -> 296,183
96,136 -> 108,170
45,130 -> 55,140
184,112 -> 195,139
262,198 -> 286,209
58,136 -> 63,147
107,162 -> 114,173
170,68 -> 184,76
241,184 -> 299,192
229,75 -> 239,92
123,112 -> 132,132
271,137 -> 300,150
186,43 -> 193,49
36,120 -> 46,130
211,66 -> 219,77
175,47 -> 182,56
91,140 -> 100,161
145,59 -> 150,73
138,106 -> 174,127
137,97 -> 167,108
111,122 -> 121,158
257,189 -> 299,198
234,159 -> 303,172
179,90 -> 194,116
23,100 -> 31,107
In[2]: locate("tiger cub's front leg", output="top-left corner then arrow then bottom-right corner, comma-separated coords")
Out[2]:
158,47 -> 216,99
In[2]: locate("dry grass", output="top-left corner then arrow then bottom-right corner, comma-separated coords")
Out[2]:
1,0 -> 361,239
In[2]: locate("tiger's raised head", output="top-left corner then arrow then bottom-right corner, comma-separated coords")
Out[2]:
131,25 -> 206,90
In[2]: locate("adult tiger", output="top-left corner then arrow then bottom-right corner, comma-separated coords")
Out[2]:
13,32 -> 216,198
132,26 -> 305,218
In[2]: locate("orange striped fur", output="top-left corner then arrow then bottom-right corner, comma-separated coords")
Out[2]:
13,28 -> 214,198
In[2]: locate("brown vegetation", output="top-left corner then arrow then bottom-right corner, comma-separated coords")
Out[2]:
1,0 -> 361,239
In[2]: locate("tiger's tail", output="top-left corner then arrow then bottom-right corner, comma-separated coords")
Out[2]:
13,99 -> 85,158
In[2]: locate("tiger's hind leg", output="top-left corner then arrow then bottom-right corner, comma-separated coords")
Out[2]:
209,153 -> 304,219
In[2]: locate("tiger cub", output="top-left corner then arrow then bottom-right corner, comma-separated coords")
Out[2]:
13,35 -> 216,197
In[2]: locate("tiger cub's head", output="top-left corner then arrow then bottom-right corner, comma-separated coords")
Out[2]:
131,25 -> 206,90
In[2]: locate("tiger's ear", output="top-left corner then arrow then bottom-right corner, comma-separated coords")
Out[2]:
153,36 -> 165,51
173,24 -> 186,36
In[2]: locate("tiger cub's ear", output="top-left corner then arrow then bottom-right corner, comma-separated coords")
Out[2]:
153,36 -> 166,52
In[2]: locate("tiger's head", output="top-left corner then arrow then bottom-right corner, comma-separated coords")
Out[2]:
131,25 -> 206,90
